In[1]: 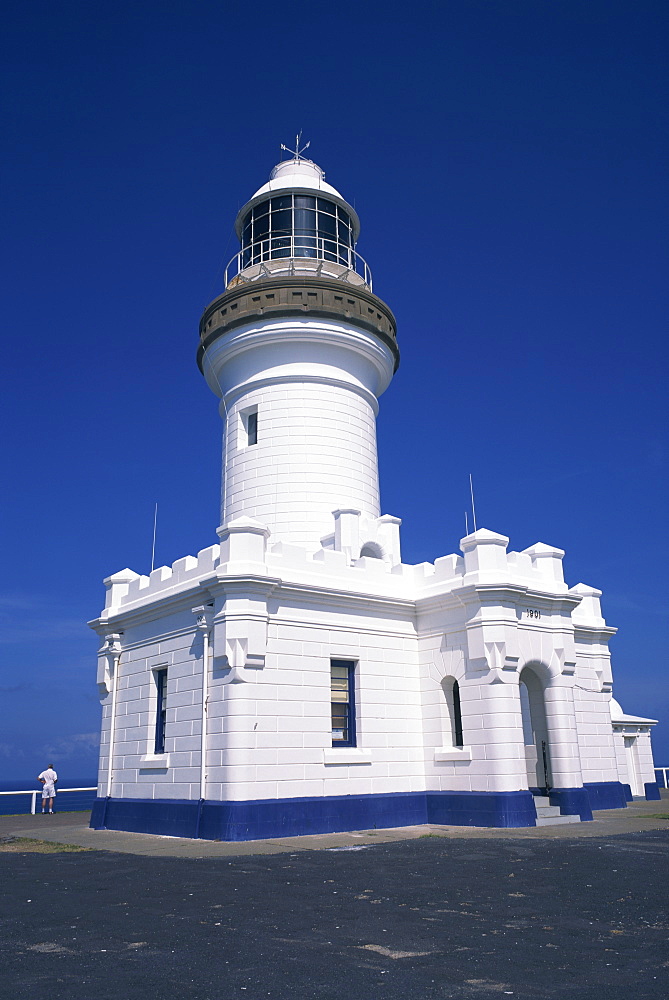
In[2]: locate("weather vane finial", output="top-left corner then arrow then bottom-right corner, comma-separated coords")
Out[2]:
281,130 -> 310,161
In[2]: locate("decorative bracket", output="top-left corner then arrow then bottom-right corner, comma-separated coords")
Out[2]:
211,581 -> 273,682
550,646 -> 577,677
484,641 -> 519,684
97,632 -> 123,698
192,605 -> 213,632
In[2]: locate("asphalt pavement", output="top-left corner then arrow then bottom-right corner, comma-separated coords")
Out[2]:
1,801 -> 668,1000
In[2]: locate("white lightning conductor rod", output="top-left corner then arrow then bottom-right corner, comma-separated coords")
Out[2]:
150,503 -> 158,573
469,474 -> 478,533
200,627 -> 209,801
106,643 -> 121,798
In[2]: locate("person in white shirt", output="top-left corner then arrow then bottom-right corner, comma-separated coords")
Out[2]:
37,765 -> 58,814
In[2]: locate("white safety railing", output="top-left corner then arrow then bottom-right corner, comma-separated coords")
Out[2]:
0,787 -> 97,815
224,240 -> 373,290
656,767 -> 669,789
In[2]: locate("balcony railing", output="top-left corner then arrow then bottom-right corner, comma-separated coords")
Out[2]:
224,237 -> 373,291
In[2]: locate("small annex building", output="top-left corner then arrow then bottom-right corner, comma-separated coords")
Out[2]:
90,150 -> 660,840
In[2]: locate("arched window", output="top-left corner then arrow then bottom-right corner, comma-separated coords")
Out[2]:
359,542 -> 383,559
441,677 -> 464,748
452,680 -> 464,748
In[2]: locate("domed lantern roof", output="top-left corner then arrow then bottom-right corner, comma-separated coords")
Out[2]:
225,137 -> 369,290
235,155 -> 361,241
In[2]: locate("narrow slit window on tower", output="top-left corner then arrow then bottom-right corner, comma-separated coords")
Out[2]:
247,409 -> 258,446
154,668 -> 168,755
331,659 -> 356,747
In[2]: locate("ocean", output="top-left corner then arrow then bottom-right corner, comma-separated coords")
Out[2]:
0,778 -> 98,816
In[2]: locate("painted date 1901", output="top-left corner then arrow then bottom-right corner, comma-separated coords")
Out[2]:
525,608 -> 541,619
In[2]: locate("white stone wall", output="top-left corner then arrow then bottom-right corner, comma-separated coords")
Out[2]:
97,587 -> 426,805
200,314 -> 396,553
98,608 -> 203,801
204,610 -> 422,802
574,687 -> 619,785
92,526 -> 650,808
222,381 -> 380,550
636,731 -> 657,785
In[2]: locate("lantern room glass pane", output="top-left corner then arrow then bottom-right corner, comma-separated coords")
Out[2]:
294,208 -> 316,232
294,235 -> 317,257
270,236 -> 291,257
271,209 -> 292,234
337,220 -> 352,245
323,240 -> 337,261
254,214 -> 269,237
318,213 -> 336,236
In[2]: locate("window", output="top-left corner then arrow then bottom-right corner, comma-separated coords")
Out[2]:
154,669 -> 167,754
441,677 -> 464,748
452,680 -> 463,748
331,659 -> 356,746
247,409 -> 258,446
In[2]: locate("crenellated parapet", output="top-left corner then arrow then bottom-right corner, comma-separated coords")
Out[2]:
95,519 -> 615,630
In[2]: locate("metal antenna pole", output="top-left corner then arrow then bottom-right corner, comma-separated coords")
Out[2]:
150,503 -> 158,573
469,474 -> 478,533
464,511 -> 469,536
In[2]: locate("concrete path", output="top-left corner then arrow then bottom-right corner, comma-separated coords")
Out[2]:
2,791 -> 667,857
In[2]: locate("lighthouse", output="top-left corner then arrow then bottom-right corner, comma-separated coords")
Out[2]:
198,142 -> 398,553
89,147 -> 659,841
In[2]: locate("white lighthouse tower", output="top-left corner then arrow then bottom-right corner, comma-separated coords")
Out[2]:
89,147 -> 659,841
198,143 -> 398,553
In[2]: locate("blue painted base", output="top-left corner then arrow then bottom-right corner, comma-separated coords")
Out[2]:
91,792 -> 428,841
549,787 -> 593,822
644,782 -> 661,801
583,781 -> 628,811
426,790 -> 537,828
90,789 -> 538,840
623,784 -> 633,802
90,782 -> 638,841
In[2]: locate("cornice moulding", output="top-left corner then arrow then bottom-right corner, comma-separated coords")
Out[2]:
573,624 -> 618,640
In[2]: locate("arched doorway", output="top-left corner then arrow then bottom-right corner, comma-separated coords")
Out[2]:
519,666 -> 552,792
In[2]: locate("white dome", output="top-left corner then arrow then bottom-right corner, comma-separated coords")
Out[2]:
235,157 -> 361,241
250,157 -> 343,201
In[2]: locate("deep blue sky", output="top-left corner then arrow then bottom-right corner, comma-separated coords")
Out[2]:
1,0 -> 667,778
